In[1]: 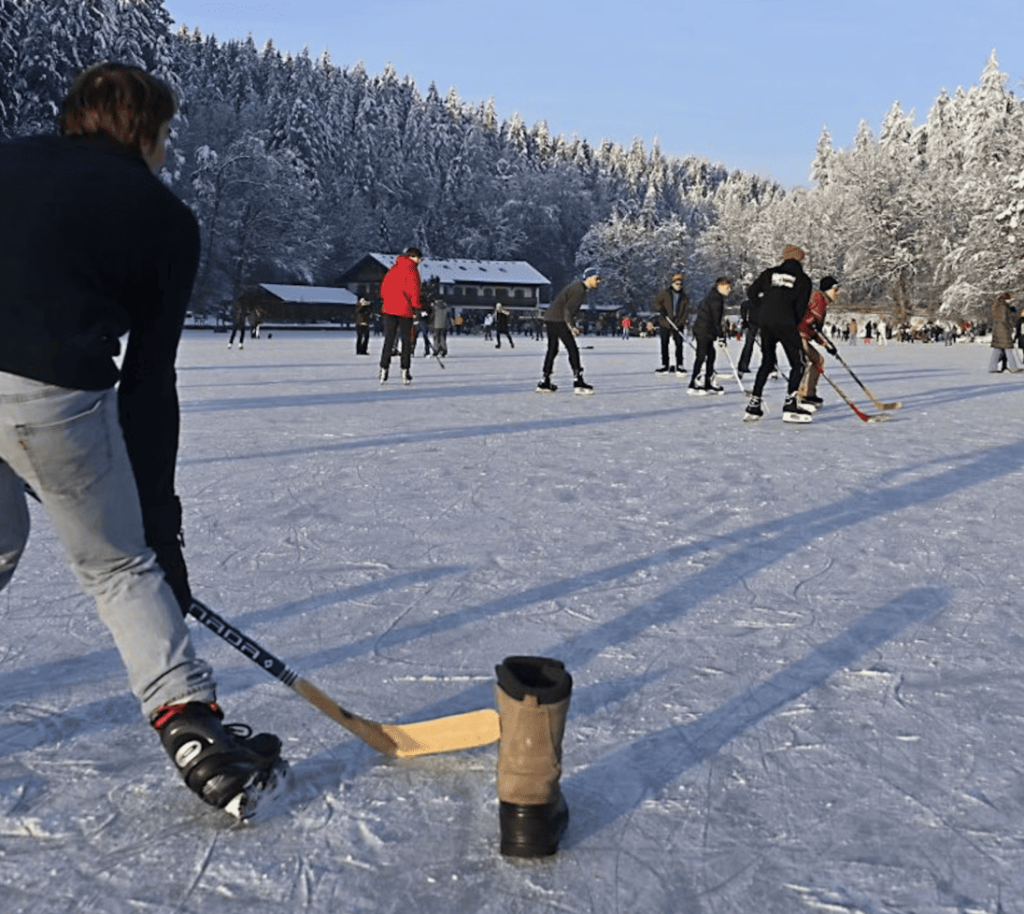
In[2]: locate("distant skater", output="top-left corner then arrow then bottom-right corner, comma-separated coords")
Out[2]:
536,269 -> 601,394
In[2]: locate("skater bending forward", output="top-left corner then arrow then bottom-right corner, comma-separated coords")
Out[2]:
537,269 -> 601,394
0,63 -> 283,818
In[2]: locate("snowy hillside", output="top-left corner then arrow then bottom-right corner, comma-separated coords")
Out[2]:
2,331 -> 1023,913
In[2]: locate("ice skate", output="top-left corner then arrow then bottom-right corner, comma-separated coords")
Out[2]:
573,373 -> 594,395
782,394 -> 813,423
743,395 -> 764,422
153,702 -> 286,819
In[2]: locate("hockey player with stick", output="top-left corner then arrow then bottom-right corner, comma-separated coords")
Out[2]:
797,276 -> 841,410
743,245 -> 814,423
0,63 -> 283,819
652,273 -> 690,373
688,278 -> 731,395
536,269 -> 601,394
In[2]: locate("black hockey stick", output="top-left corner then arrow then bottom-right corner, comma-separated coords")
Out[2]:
188,599 -> 498,757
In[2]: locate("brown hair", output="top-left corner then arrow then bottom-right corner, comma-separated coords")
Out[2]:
59,62 -> 177,152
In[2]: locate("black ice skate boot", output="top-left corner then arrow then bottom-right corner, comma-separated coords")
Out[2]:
573,372 -> 594,395
153,702 -> 284,817
743,395 -> 764,421
782,393 -> 813,423
495,656 -> 572,858
536,375 -> 558,393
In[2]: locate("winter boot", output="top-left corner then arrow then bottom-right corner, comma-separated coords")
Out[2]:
402,368 -> 412,385
573,373 -> 594,395
153,702 -> 284,816
743,395 -> 764,422
495,657 -> 572,858
536,375 -> 558,393
782,393 -> 813,423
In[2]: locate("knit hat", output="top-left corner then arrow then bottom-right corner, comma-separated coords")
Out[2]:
671,273 -> 684,282
820,276 -> 839,292
583,267 -> 602,280
781,244 -> 805,262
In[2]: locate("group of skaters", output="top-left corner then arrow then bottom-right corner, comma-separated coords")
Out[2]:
373,244 -> 848,419
533,244 -> 842,422
646,245 -> 839,423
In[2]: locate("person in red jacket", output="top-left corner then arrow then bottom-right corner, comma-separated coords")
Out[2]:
797,276 -> 840,409
379,247 -> 424,384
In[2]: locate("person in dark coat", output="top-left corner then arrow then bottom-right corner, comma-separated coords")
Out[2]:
495,303 -> 515,349
743,245 -> 814,422
688,278 -> 731,394
652,273 -> 690,373
0,62 -> 281,816
989,293 -> 1022,373
537,269 -> 601,394
354,297 -> 372,354
736,294 -> 763,375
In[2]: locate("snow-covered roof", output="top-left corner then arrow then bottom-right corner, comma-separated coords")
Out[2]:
366,253 -> 549,286
260,284 -> 358,304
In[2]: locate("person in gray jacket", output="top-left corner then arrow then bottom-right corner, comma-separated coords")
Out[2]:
536,269 -> 601,394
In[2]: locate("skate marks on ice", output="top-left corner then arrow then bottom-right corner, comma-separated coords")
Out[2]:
561,587 -> 947,844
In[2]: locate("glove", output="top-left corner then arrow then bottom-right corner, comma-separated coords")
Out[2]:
824,339 -> 838,356
141,496 -> 192,616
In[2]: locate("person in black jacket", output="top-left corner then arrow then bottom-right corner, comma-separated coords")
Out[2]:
688,278 -> 731,395
354,296 -> 372,354
0,63 -> 282,816
743,245 -> 814,423
536,269 -> 601,394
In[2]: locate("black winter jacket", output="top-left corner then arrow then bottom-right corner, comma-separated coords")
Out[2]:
0,133 -> 201,509
544,281 -> 589,325
745,259 -> 812,329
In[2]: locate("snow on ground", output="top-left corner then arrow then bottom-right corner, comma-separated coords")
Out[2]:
2,329 -> 1024,913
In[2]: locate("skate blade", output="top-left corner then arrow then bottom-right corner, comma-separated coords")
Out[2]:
223,759 -> 291,822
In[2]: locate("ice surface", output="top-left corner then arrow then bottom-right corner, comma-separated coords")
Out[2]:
2,331 -> 1023,913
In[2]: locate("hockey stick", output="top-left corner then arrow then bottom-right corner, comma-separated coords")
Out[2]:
831,349 -> 902,409
718,338 -> 750,396
664,317 -> 698,353
188,599 -> 499,757
819,371 -> 891,423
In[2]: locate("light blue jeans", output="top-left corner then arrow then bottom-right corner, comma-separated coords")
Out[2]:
0,372 -> 215,720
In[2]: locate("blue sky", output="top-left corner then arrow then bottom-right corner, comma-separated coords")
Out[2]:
164,0 -> 1024,188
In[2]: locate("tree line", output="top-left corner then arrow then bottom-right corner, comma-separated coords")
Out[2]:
2,1 -> 1020,322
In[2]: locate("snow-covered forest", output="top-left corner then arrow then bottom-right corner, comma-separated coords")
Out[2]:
2,0 -> 1022,322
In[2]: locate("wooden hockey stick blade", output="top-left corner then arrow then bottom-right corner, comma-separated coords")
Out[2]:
293,678 -> 500,757
820,371 -> 889,423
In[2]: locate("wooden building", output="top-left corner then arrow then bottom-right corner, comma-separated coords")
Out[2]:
337,253 -> 551,312
234,283 -> 360,325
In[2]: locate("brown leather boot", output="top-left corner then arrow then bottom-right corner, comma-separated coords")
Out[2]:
495,656 -> 572,857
